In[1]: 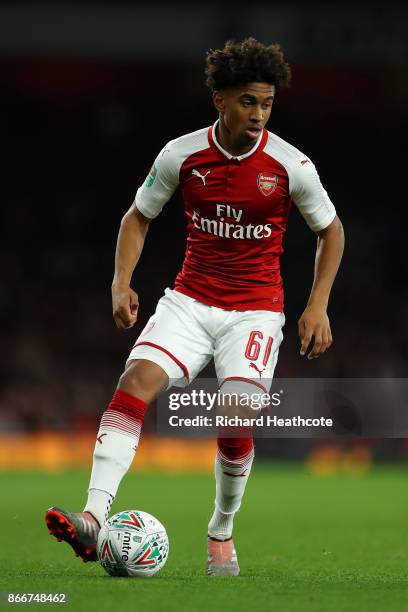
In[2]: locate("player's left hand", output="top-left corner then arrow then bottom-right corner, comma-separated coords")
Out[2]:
298,305 -> 333,359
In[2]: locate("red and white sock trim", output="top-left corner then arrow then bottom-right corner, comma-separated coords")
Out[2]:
217,448 -> 254,473
98,389 -> 148,440
100,412 -> 142,439
217,437 -> 253,459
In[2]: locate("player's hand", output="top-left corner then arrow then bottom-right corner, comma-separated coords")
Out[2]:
298,305 -> 333,359
111,283 -> 139,330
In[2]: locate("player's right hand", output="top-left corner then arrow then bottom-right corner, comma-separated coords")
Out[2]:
111,284 -> 139,329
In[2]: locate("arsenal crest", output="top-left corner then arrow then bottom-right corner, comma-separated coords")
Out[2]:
257,173 -> 278,196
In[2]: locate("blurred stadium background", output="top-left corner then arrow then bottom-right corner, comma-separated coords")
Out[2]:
0,1 -> 407,474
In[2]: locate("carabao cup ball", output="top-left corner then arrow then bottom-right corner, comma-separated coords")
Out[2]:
97,510 -> 169,577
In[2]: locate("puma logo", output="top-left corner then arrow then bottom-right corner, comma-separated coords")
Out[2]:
249,362 -> 266,379
96,433 -> 107,444
192,168 -> 210,185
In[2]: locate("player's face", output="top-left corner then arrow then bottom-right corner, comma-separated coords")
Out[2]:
213,82 -> 275,153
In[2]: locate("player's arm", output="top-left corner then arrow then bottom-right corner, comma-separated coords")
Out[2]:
111,143 -> 179,330
298,215 -> 345,359
290,158 -> 344,359
111,203 -> 151,330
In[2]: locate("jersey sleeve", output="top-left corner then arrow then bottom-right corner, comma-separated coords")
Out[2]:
289,160 -> 336,232
134,144 -> 180,219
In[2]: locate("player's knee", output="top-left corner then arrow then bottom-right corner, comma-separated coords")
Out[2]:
218,383 -> 265,418
118,359 -> 168,404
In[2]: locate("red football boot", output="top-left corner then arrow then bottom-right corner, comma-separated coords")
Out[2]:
45,506 -> 100,562
207,536 -> 240,576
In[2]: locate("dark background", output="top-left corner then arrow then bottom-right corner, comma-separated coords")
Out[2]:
0,3 -> 406,454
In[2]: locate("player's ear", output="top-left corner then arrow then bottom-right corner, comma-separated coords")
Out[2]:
212,90 -> 225,112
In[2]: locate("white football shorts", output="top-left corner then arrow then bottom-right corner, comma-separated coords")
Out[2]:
127,288 -> 285,393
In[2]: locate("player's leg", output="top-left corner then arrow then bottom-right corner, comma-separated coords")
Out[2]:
45,359 -> 168,562
207,310 -> 285,575
206,431 -> 253,576
82,359 -> 168,528
46,288 -> 213,562
208,433 -> 254,542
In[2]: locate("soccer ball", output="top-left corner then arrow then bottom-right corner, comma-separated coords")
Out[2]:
97,510 -> 169,577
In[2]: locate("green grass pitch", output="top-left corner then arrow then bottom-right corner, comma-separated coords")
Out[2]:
1,464 -> 408,611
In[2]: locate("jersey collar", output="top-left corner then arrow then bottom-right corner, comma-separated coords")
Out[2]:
209,119 -> 266,161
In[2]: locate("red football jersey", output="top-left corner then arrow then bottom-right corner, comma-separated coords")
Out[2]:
135,121 -> 336,311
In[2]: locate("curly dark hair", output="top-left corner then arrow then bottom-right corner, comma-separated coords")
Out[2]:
205,37 -> 291,91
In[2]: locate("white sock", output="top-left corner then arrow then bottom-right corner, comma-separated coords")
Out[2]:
83,488 -> 114,528
83,430 -> 137,526
83,392 -> 145,526
208,447 -> 254,540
